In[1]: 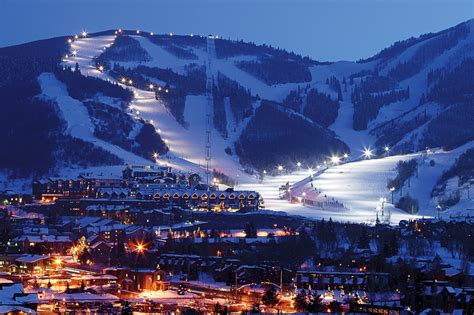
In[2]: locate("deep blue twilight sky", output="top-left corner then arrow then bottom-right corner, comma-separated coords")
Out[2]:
0,0 -> 472,61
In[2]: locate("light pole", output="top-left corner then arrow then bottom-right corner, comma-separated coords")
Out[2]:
436,204 -> 442,219
390,187 -> 395,204
379,197 -> 387,217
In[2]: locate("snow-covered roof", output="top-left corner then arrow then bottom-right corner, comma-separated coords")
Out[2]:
14,235 -> 71,243
16,255 -> 51,264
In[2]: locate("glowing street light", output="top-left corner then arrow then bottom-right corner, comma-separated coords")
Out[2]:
136,30 -> 140,34
150,32 -> 154,36
165,89 -> 169,93
97,65 -> 104,72
74,35 -> 79,39
363,147 -> 373,159
121,78 -> 126,84
169,32 -> 173,36
296,161 -> 302,167
133,242 -> 146,254
67,38 -> 72,44
149,83 -> 154,89
330,155 -> 340,164
118,28 -> 122,33
81,31 -> 87,38
71,50 -> 78,56
128,79 -> 133,85
153,152 -> 158,159
343,153 -> 349,159
158,87 -> 162,91
277,165 -> 283,171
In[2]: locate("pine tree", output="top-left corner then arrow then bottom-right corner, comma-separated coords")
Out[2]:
294,289 -> 308,311
262,287 -> 279,307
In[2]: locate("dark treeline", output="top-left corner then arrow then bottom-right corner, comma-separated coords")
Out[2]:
145,34 -> 206,48
281,86 -> 339,128
237,57 -> 312,85
0,35 -> 68,86
352,74 -> 410,130
96,35 -> 151,63
214,73 -> 253,124
212,86 -> 228,138
304,88 -> 340,127
440,148 -> 474,186
157,87 -> 188,126
373,110 -> 431,152
282,88 -> 303,112
215,38 -> 316,65
85,101 -> 168,160
387,159 -> 418,191
423,58 -> 474,106
55,66 -> 133,104
388,22 -> 469,81
134,123 -> 169,160
212,72 -> 254,138
145,33 -> 205,59
85,101 -> 134,147
326,76 -> 343,101
431,148 -> 474,208
131,64 -> 206,95
108,63 -> 207,126
421,102 -> 474,150
236,101 -> 348,171
386,159 -> 419,213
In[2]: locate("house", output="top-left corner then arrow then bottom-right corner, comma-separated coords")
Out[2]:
104,267 -> 168,291
14,255 -> 55,274
295,270 -> 390,291
89,241 -> 113,264
13,235 -> 72,254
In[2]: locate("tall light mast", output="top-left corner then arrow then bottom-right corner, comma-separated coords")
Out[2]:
205,35 -> 215,186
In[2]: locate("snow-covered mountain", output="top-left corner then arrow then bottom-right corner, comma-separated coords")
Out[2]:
0,20 -> 473,220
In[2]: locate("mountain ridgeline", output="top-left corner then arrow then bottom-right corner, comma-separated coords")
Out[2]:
0,20 -> 472,180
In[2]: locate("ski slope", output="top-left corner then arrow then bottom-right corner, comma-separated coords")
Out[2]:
55,31 -> 474,224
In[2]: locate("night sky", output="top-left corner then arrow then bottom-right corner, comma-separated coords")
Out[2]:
0,0 -> 472,61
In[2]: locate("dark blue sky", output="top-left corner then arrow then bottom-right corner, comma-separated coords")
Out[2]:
0,0 -> 472,61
